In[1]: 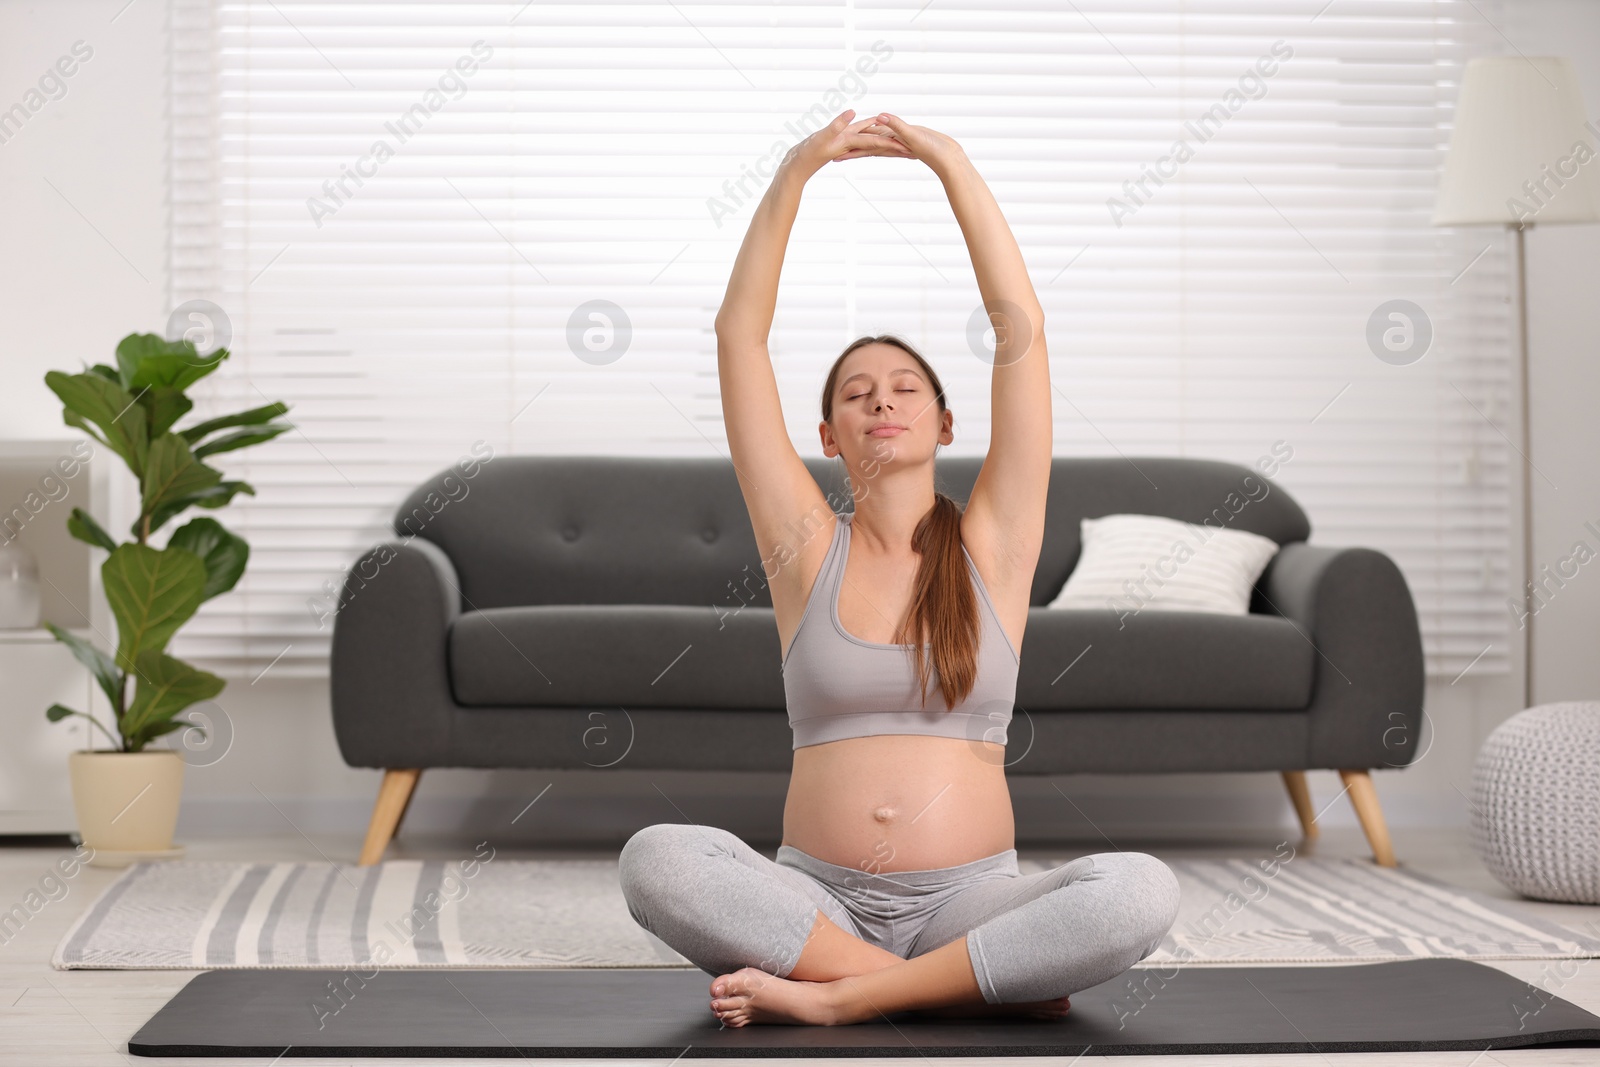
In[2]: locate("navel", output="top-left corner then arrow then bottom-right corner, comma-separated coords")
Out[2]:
872,806 -> 897,823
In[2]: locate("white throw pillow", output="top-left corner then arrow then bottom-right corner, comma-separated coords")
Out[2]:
1047,513 -> 1281,620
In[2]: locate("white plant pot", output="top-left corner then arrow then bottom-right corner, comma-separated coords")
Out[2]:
68,750 -> 185,866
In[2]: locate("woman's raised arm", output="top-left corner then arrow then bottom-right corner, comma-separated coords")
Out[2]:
713,111 -> 912,556
874,113 -> 1053,589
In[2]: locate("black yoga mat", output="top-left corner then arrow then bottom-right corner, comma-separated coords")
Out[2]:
129,958 -> 1600,1058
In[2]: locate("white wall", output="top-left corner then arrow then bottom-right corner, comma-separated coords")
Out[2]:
0,0 -> 168,432
2,0 -> 1595,851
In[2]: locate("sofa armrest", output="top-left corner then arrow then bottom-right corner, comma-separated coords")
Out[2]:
329,537 -> 461,767
1256,542 -> 1425,770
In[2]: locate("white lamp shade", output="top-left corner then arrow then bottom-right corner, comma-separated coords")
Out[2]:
1434,56 -> 1600,226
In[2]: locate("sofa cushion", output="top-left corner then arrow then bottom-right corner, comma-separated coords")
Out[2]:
450,604 -> 786,709
1018,608 -> 1314,711
1048,513 -> 1281,616
450,602 -> 1314,712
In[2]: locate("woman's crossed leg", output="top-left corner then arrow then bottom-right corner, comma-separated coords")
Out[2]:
807,850 -> 1180,1027
618,823 -> 1180,1027
617,823 -> 902,1014
907,851 -> 1181,1004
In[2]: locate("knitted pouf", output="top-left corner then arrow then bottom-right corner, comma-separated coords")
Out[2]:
1470,701 -> 1600,904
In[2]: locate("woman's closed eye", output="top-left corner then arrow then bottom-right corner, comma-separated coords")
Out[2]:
848,388 -> 916,400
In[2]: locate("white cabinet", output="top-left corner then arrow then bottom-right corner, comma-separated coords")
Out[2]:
0,439 -> 114,834
0,633 -> 93,832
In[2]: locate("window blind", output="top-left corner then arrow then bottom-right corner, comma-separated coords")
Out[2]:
168,0 -> 1512,680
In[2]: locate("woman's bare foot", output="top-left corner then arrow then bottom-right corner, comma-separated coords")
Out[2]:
707,967 -> 1070,1027
911,995 -> 1070,1021
708,967 -> 843,1027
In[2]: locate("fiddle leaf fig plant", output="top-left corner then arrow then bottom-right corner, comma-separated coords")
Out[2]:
42,333 -> 292,752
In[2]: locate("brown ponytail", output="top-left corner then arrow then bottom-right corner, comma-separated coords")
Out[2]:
821,335 -> 979,711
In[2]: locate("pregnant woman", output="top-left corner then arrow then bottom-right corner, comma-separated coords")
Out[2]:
618,110 -> 1179,1027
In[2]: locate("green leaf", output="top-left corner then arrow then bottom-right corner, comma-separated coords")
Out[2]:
45,370 -> 150,478
140,435 -> 222,525
121,650 -> 225,751
138,386 -> 195,437
167,517 -> 249,602
87,363 -> 122,384
140,720 -> 188,742
62,410 -> 113,454
45,703 -> 122,749
115,333 -> 228,393
44,622 -> 123,713
180,401 -> 290,446
140,480 -> 255,536
196,480 -> 255,506
191,423 -> 292,460
102,543 -> 207,672
67,507 -> 118,553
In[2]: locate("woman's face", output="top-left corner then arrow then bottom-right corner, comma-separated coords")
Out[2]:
821,343 -> 952,471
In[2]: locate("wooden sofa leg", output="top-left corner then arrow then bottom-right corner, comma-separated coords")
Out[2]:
1338,769 -> 1396,868
359,769 -> 422,866
394,775 -> 419,838
1281,770 -> 1320,840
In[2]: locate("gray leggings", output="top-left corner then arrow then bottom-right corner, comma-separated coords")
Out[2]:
617,823 -> 1180,1004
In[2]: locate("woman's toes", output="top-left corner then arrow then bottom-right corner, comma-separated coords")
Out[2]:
707,965 -> 838,1026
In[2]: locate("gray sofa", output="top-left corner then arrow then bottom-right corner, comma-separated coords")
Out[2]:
330,454 -> 1424,866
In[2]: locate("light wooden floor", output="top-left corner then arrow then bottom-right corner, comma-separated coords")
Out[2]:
3,825 -> 1598,1066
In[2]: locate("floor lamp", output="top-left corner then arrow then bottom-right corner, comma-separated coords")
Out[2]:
1433,56 -> 1600,708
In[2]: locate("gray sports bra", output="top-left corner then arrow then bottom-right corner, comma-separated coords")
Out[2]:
781,511 -> 1021,750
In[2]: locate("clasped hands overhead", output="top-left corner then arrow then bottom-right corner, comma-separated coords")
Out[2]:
785,109 -> 965,176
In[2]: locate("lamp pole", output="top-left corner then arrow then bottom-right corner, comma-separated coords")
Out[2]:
1512,221 -> 1533,710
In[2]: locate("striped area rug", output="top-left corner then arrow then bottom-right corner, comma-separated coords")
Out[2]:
1148,854 -> 1600,964
53,854 -> 1600,970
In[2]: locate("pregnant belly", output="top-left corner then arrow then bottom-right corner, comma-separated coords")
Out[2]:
781,735 -> 1016,873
